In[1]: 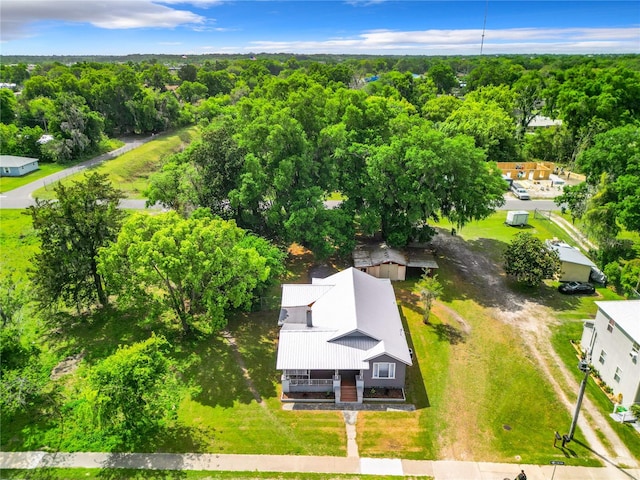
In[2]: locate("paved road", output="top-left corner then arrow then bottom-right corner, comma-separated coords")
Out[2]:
2,451 -> 639,479
0,137 -> 154,210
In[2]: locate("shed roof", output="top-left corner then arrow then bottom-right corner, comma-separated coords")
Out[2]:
0,155 -> 39,168
548,243 -> 596,268
596,300 -> 640,343
276,267 -> 412,370
353,243 -> 438,269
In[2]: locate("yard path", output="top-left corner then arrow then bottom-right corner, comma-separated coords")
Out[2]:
549,213 -> 598,252
431,229 -> 638,470
220,330 -> 265,407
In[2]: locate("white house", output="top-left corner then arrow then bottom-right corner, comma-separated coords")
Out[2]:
580,300 -> 640,407
276,267 -> 413,403
0,155 -> 39,177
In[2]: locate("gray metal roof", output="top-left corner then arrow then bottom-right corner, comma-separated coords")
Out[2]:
549,243 -> 596,268
596,300 -> 640,343
276,267 -> 413,370
406,248 -> 439,269
0,155 -> 39,167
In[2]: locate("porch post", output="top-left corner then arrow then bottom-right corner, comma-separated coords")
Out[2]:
333,370 -> 341,403
281,373 -> 290,393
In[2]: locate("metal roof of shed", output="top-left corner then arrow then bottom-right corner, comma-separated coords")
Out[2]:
0,155 -> 39,167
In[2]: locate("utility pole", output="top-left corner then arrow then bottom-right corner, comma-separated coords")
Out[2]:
480,0 -> 489,55
568,359 -> 591,440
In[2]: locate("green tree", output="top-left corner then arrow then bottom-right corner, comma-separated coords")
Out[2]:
28,173 -> 124,310
428,62 -> 458,94
0,88 -> 17,124
620,259 -> 640,298
365,125 -> 505,246
99,211 -> 283,335
83,335 -> 183,446
555,182 -> 591,224
577,125 -> 640,233
178,64 -> 198,83
414,272 -> 443,324
504,232 -> 561,286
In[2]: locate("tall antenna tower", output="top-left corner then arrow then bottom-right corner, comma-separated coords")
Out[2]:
480,0 -> 489,55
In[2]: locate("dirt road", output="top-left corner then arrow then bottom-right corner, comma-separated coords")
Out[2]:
430,229 -> 637,470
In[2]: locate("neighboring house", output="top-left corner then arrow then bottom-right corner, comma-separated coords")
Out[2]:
497,161 -> 554,181
527,115 -> 563,130
276,267 -> 413,403
0,155 -> 39,177
353,242 -> 439,281
547,240 -> 596,283
580,300 -> 640,407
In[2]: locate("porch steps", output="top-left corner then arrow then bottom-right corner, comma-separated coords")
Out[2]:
340,379 -> 358,403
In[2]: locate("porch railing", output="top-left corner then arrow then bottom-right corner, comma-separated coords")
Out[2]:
288,378 -> 333,386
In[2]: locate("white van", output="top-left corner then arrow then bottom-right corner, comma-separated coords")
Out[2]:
511,182 -> 530,200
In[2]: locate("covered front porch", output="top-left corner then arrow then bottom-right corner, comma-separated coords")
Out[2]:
281,369 -> 364,403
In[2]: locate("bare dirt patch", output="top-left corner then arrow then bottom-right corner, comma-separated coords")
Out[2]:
430,228 -> 638,468
50,351 -> 85,380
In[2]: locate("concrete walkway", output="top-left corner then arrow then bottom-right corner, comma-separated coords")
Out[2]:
2,451 -> 639,479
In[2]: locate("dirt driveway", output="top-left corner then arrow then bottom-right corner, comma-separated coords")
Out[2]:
429,229 -> 638,469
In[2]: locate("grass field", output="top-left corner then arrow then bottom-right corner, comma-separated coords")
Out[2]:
1,209 -> 637,466
33,127 -> 199,200
1,470 -> 416,480
0,139 -> 124,193
0,209 -> 39,279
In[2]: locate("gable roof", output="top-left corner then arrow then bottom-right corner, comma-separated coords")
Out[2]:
276,267 -> 412,370
548,242 -> 596,268
0,155 -> 39,168
596,300 -> 640,343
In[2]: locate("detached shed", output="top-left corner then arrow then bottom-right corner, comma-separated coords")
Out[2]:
0,155 -> 39,177
353,243 -> 438,281
547,241 -> 596,283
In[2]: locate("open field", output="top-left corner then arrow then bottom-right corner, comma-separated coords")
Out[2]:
1,210 -> 637,467
32,127 -> 199,200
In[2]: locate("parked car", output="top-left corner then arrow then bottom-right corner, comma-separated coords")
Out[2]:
558,281 -> 595,295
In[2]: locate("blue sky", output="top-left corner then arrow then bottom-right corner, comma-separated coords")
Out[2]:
1,1 -> 639,56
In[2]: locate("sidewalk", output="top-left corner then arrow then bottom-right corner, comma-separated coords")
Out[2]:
2,451 -> 639,479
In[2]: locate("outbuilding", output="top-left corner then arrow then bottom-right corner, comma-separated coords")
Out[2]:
547,240 -> 596,283
352,242 -> 438,281
0,155 -> 39,177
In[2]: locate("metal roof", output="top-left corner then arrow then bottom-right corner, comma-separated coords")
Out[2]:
549,243 -> 596,268
276,268 -> 413,370
353,243 -> 438,269
595,300 -> 640,343
280,284 -> 333,307
0,155 -> 39,168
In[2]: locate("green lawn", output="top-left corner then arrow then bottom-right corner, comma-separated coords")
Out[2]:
33,127 -> 199,200
0,470 -> 415,480
1,209 -> 637,465
0,139 -> 124,194
0,209 -> 39,279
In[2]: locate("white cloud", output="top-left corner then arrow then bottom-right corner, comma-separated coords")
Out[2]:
246,26 -> 640,54
1,0 -> 206,42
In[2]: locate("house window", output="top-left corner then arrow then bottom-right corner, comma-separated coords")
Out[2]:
287,369 -> 309,380
372,362 -> 396,379
607,319 -> 615,332
631,343 -> 639,364
614,367 -> 622,383
598,350 -> 606,365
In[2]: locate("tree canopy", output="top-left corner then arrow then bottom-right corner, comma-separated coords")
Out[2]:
504,233 -> 561,286
28,173 -> 124,310
99,210 -> 284,335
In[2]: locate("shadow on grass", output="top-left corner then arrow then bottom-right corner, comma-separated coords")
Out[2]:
430,228 -> 585,314
430,322 -> 465,345
570,438 -> 639,478
399,308 -> 430,410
